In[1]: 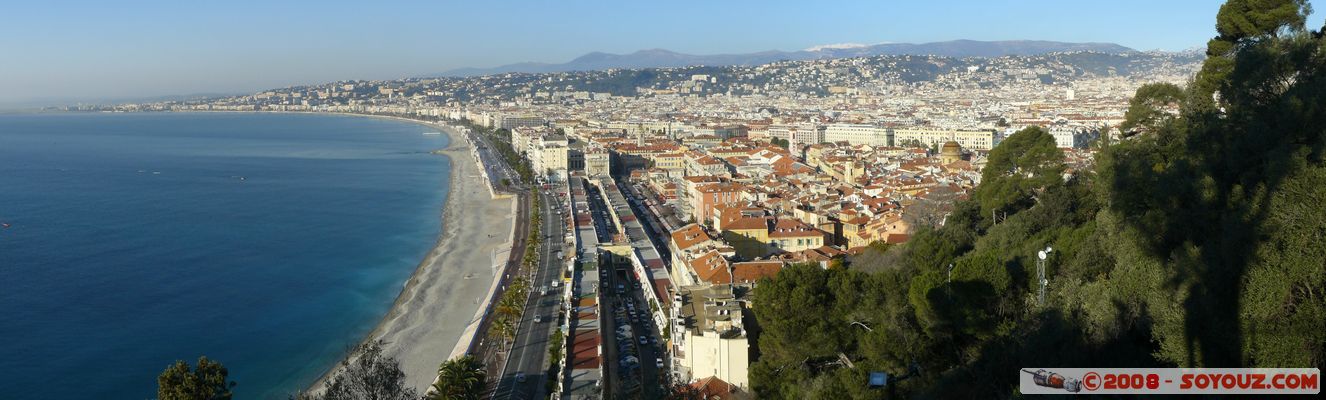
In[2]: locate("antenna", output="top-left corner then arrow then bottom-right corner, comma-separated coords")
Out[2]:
1036,246 -> 1052,306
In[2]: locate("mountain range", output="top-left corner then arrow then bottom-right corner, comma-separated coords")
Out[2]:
438,39 -> 1137,77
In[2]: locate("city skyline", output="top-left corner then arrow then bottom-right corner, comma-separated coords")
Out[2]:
2,0 -> 1321,108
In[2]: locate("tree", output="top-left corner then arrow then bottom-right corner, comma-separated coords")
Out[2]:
1119,83 -> 1183,136
429,355 -> 486,400
1193,0 -> 1311,107
904,184 -> 959,229
157,356 -> 234,400
663,381 -> 708,400
304,340 -> 418,400
750,1 -> 1326,396
975,126 -> 1064,218
1214,0 -> 1309,41
545,329 -> 565,393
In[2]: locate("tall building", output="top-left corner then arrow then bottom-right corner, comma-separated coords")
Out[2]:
531,135 -> 569,181
671,284 -> 751,389
584,148 -> 611,177
497,114 -> 546,130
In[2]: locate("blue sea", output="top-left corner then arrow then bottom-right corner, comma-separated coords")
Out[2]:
0,113 -> 451,399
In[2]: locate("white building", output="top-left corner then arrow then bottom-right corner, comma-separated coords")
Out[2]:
894,128 -> 996,150
1048,126 -> 1095,149
511,126 -> 549,155
531,135 -> 569,181
824,123 -> 891,146
497,114 -> 545,130
671,284 -> 751,390
585,147 -> 611,177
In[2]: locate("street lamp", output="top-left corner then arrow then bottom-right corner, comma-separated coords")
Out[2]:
1036,246 -> 1053,306
946,263 -> 955,299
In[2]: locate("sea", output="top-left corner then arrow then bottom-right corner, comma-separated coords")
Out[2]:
0,112 -> 451,399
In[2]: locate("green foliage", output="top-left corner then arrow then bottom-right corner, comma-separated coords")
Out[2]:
749,3 -> 1326,396
430,355 -> 486,400
1120,82 -> 1184,135
305,340 -> 418,400
1214,0 -> 1309,41
545,329 -> 564,393
157,356 -> 234,400
770,137 -> 789,149
975,126 -> 1065,218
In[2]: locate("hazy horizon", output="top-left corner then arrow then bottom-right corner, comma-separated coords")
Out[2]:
4,0 -> 1322,108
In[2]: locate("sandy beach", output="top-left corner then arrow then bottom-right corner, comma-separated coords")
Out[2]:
310,115 -> 516,392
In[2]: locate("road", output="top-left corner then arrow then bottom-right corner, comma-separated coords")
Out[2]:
583,182 -> 669,399
468,131 -> 521,190
493,187 -> 566,400
458,128 -> 539,397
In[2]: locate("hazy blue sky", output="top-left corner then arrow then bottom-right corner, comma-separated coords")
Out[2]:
2,0 -> 1321,107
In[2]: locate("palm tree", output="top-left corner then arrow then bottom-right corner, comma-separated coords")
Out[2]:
496,294 -> 522,319
429,355 -> 486,400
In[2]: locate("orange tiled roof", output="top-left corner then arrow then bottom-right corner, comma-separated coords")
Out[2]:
731,261 -> 783,283
670,223 -> 714,252
690,250 -> 732,284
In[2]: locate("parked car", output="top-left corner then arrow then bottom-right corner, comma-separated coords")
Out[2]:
656,358 -> 665,368
638,336 -> 648,345
515,372 -> 527,383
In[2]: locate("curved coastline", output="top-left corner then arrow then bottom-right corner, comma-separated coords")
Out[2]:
294,112 -> 516,393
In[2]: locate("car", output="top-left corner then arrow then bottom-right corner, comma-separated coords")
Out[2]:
639,336 -> 648,345
534,315 -> 542,323
656,358 -> 665,368
515,372 -> 527,383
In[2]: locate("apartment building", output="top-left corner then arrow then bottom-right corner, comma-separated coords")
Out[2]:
670,284 -> 751,390
894,128 -> 996,150
824,123 -> 892,146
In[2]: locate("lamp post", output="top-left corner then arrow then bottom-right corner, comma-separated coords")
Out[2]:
946,263 -> 955,299
1036,246 -> 1053,306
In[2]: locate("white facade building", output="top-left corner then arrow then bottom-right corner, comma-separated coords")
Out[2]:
894,128 -> 996,150
671,284 -> 751,389
824,123 -> 890,146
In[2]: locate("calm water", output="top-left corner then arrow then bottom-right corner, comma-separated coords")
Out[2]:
0,113 -> 450,399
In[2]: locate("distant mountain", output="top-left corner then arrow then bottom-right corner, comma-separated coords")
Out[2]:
437,40 -> 1137,77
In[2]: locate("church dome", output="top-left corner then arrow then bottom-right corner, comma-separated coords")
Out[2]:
940,141 -> 962,164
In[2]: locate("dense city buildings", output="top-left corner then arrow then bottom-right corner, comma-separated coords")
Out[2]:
108,49 -> 1204,398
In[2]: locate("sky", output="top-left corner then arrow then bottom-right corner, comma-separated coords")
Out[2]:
2,0 -> 1322,108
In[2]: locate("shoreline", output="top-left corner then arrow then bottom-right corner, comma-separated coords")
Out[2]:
58,109 -> 515,394
299,112 -> 516,393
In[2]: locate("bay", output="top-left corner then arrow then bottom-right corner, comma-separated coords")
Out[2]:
0,112 -> 450,399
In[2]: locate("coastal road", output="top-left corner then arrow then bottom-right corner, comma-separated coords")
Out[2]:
468,131 -> 521,191
493,188 -> 565,400
459,128 -> 536,395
